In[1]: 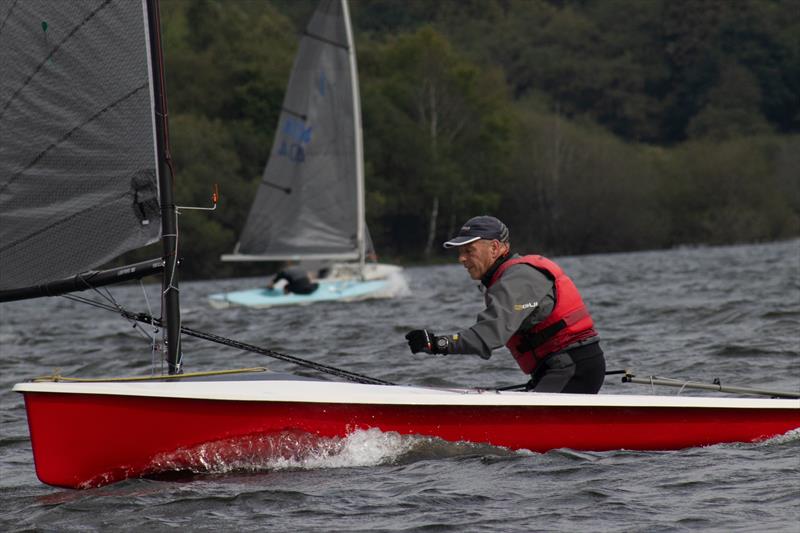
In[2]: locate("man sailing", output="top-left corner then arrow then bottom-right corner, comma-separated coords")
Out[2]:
405,216 -> 605,393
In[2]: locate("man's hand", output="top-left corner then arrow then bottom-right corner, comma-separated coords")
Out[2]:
405,329 -> 448,355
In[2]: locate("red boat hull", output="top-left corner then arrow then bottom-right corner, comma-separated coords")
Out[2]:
21,391 -> 800,489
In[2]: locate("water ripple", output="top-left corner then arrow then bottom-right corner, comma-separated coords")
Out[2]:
1,240 -> 799,531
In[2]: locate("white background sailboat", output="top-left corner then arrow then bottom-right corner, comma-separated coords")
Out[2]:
213,0 -> 406,308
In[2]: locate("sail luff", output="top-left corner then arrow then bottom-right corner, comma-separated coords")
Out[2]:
145,0 -> 181,374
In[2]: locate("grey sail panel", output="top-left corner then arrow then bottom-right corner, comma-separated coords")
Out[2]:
0,0 -> 160,291
235,0 -> 359,260
365,225 -> 375,260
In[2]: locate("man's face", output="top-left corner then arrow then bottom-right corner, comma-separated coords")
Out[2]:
457,240 -> 504,280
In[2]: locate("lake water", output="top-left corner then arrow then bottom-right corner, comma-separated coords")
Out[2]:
1,240 -> 798,532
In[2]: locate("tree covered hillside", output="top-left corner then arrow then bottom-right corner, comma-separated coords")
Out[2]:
135,0 -> 799,279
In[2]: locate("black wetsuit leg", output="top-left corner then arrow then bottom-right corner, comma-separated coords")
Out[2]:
528,342 -> 605,394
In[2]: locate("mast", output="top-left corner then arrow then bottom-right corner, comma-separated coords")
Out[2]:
341,0 -> 366,272
146,0 -> 181,374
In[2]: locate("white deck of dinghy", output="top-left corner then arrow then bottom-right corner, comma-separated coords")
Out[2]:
13,380 -> 800,410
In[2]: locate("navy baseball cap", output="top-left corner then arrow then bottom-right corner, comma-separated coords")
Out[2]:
443,216 -> 510,248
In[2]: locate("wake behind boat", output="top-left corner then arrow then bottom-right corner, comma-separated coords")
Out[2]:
2,0 -> 798,491
215,0 -> 406,308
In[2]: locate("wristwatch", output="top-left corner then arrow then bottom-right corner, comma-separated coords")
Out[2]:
435,336 -> 449,353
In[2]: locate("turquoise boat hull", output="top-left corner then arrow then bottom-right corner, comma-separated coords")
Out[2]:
208,278 -> 391,308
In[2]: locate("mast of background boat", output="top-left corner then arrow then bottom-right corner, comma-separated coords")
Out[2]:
342,0 -> 366,276
146,0 -> 182,374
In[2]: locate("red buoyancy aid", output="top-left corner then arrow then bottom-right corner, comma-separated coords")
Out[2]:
488,255 -> 597,374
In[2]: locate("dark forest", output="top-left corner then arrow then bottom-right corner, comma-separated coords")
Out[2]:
135,0 -> 799,279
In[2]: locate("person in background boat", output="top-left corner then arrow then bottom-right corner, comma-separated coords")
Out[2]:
405,216 -> 605,393
267,263 -> 319,295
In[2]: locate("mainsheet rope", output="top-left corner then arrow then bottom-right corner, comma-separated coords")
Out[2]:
62,294 -> 396,386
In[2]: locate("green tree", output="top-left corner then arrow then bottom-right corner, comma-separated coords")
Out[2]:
687,61 -> 773,140
125,0 -> 799,279
361,26 -> 511,257
716,0 -> 800,133
503,103 -> 667,254
659,136 -> 797,245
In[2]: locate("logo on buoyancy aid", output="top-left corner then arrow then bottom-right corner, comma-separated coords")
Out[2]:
514,301 -> 539,311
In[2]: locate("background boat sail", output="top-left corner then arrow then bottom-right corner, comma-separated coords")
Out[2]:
2,0 -> 798,491
213,0 -> 407,308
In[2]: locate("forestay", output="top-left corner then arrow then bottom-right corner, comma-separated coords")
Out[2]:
0,0 -> 161,290
227,0 -> 364,261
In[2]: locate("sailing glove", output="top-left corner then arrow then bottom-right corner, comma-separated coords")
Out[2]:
405,329 -> 448,355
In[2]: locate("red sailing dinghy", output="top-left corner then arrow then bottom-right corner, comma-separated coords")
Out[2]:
3,0 -> 799,490
14,377 -> 800,488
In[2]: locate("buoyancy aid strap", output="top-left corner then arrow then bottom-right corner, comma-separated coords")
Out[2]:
560,307 -> 591,325
518,320 -> 566,353
516,307 -> 591,353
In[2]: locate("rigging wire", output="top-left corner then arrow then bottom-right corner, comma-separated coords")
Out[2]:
61,293 -> 396,386
139,279 -> 162,375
